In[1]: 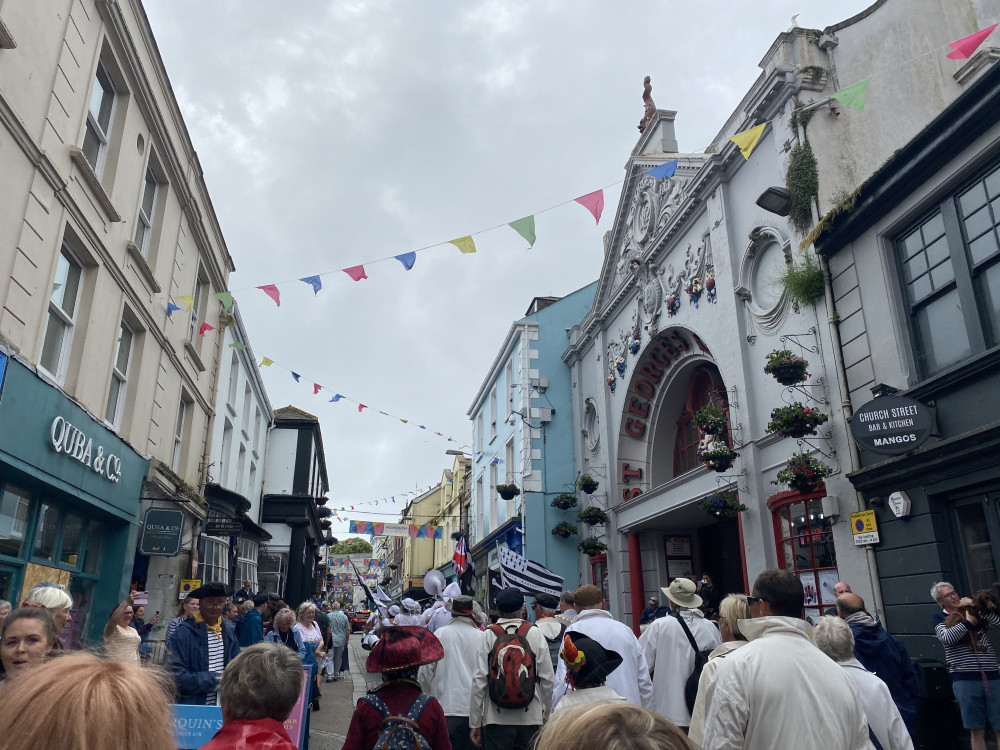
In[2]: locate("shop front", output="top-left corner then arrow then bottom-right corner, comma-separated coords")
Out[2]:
469,516 -> 522,609
0,354 -> 148,646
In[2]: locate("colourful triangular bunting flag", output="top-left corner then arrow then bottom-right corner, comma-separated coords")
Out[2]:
177,295 -> 194,311
258,284 -> 280,306
729,123 -> 767,160
313,383 -> 322,395
831,79 -> 871,111
646,160 -> 678,180
449,236 -> 477,254
395,252 -> 416,270
229,341 -> 247,350
329,394 -> 344,402
291,372 -> 300,382
344,265 -> 368,281
946,23 -> 998,59
358,404 -> 367,412
167,302 -> 181,317
300,276 -> 322,295
260,357 -> 274,367
214,291 -> 234,311
508,216 -> 536,248
574,190 -> 604,224
198,322 -> 214,336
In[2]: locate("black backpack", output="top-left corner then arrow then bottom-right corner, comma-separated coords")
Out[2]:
673,612 -> 713,712
361,692 -> 433,750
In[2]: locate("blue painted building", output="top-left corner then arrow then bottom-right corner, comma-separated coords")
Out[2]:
467,283 -> 597,603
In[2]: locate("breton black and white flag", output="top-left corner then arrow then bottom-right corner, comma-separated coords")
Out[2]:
498,546 -> 564,597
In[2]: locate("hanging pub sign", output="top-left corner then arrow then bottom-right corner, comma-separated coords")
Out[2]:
849,394 -> 932,456
140,508 -> 185,556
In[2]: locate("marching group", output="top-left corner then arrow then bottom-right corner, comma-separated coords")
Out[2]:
0,567 -> 995,749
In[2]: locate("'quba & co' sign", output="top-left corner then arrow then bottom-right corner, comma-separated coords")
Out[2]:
49,415 -> 123,482
849,395 -> 932,456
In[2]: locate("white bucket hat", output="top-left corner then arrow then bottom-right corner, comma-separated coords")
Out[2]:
661,577 -> 702,609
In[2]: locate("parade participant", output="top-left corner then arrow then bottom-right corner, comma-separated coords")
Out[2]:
0,652 -> 176,750
532,593 -> 567,670
814,617 -> 914,750
326,601 -> 351,682
166,597 -> 199,648
167,582 -> 240,705
0,607 -> 60,679
428,582 -> 462,632
200,643 -> 304,750
558,591 -> 577,623
385,604 -> 401,627
554,585 -> 653,710
536,703 -> 696,750
932,581 -> 1000,750
638,577 -> 721,729
21,582 -> 73,639
701,569 -> 869,750
265,607 -> 309,659
239,594 -> 271,648
104,590 -> 143,666
419,596 -> 483,750
396,597 -> 423,626
553,632 -> 626,712
343,626 -> 452,750
293,601 -> 327,711
688,594 -> 750,746
469,588 -> 554,750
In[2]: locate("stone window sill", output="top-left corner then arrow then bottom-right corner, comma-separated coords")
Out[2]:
68,146 -> 121,222
125,241 -> 161,294
184,339 -> 206,373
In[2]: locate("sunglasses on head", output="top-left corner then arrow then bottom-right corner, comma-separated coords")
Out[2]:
746,595 -> 769,606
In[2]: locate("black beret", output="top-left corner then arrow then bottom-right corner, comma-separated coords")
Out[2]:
187,581 -> 233,599
252,593 -> 270,605
495,588 -> 525,611
533,593 -> 560,609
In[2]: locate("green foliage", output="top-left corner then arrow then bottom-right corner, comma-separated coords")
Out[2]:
577,506 -> 609,525
578,538 -> 608,556
552,521 -> 578,537
786,140 -> 819,233
778,253 -> 826,306
551,493 -> 578,510
328,537 -> 373,554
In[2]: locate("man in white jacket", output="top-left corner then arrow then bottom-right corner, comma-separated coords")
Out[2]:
638,577 -> 721,728
702,569 -> 870,750
814,616 -> 914,750
420,596 -> 485,750
552,584 -> 654,710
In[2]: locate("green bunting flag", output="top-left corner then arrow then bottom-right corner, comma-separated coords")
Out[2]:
229,341 -> 247,350
831,79 -> 871,112
214,291 -> 234,311
508,216 -> 536,248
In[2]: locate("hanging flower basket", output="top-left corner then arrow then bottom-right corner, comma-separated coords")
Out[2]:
767,403 -> 829,438
551,521 -> 577,538
578,538 -> 607,557
497,483 -> 521,500
577,506 -> 609,526
694,403 -> 727,435
698,491 -> 748,518
773,452 -> 833,493
697,444 -> 738,473
551,493 -> 578,510
764,349 -> 809,386
577,474 -> 599,494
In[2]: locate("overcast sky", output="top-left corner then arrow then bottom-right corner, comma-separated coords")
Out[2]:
143,1 -> 875,538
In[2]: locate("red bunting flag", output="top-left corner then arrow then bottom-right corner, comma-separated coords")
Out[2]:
258,284 -> 281,306
574,190 -> 604,225
358,404 -> 367,412
198,322 -> 215,336
313,383 -> 322,395
344,265 -> 368,281
946,24 -> 998,59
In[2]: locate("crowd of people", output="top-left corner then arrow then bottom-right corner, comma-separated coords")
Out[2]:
0,569 -> 995,749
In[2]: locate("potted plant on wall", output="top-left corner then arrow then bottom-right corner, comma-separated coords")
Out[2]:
577,474 -> 599,494
767,403 -> 829,438
497,483 -> 521,500
551,521 -> 577,538
578,506 -> 609,526
551,493 -> 578,510
694,403 -> 728,435
698,490 -> 748,518
578,538 -> 607,557
764,349 -> 809,386
773,452 -> 833,493
697,443 -> 738,473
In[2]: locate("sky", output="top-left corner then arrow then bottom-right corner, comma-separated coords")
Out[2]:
142,1 -> 876,539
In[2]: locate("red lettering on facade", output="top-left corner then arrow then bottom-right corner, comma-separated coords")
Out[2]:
627,398 -> 650,419
622,488 -> 643,502
621,463 -> 643,483
624,419 -> 645,438
635,380 -> 654,399
638,363 -> 663,384
649,348 -> 670,367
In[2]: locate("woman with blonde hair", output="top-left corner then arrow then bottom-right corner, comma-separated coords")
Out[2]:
21,582 -> 73,639
0,652 -> 176,750
292,601 -> 326,711
687,593 -> 751,745
536,702 -> 695,750
104,590 -> 143,666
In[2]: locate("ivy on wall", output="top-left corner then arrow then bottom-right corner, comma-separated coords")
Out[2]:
786,139 -> 819,234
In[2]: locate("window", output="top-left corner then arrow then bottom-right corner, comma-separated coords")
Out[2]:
248,462 -> 257,499
104,320 -> 133,427
220,420 -> 233,487
39,247 -> 83,381
0,486 -> 32,557
236,445 -> 246,494
590,554 -> 609,604
772,492 -> 837,622
489,387 -> 497,439
188,276 -> 207,344
489,463 -> 498,528
476,476 -> 485,537
237,539 -> 259,590
242,384 -> 251,431
673,366 -> 729,476
897,160 -> 1000,377
505,438 -> 515,483
171,397 -> 188,472
81,61 -> 115,176
258,550 -> 287,596
253,407 -> 262,451
505,359 -> 514,418
134,168 -> 158,257
32,503 -> 61,561
476,412 -> 484,452
227,351 -> 239,408
198,534 -> 230,585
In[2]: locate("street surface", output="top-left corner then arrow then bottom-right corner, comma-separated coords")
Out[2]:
308,638 -> 381,750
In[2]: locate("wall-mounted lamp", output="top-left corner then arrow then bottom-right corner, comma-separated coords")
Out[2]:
870,383 -> 898,398
755,186 -> 792,216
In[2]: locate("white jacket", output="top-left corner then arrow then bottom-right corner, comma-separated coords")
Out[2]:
419,616 -> 483,716
688,640 -> 747,746
553,684 -> 627,713
469,618 -> 554,729
702,617 -> 870,750
840,658 -> 913,750
638,609 -> 721,726
552,609 -> 654,710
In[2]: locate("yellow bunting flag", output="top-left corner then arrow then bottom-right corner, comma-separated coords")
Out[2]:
728,123 -> 767,160
259,357 -> 274,367
449,236 -> 477,254
177,295 -> 194,311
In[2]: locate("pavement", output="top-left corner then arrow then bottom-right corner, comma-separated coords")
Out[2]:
307,637 -> 381,750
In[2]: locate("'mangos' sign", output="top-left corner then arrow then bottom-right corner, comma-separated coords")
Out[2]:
849,395 -> 932,456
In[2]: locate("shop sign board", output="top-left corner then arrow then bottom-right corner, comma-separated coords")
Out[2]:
850,509 -> 880,546
204,519 -> 242,537
849,395 -> 933,455
140,508 -> 184,556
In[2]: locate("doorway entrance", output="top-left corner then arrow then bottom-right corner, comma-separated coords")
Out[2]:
697,516 -> 745,608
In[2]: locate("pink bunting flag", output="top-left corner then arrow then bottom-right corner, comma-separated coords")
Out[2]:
574,189 -> 604,225
313,383 -> 322,395
257,284 -> 281,306
344,265 -> 368,282
358,404 -> 367,412
198,322 -> 215,336
946,24 -> 998,59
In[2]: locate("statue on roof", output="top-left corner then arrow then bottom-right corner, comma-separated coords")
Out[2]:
638,76 -> 656,133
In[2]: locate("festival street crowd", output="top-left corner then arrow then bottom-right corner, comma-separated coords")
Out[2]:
0,570 -> 997,749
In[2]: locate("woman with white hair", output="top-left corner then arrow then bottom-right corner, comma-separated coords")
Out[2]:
813,616 -> 913,750
21,583 -> 73,643
293,602 -> 326,712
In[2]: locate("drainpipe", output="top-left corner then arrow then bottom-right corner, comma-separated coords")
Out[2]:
627,533 -> 644,636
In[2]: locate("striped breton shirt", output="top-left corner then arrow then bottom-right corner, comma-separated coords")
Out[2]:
205,629 -> 225,705
933,609 -> 1000,680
